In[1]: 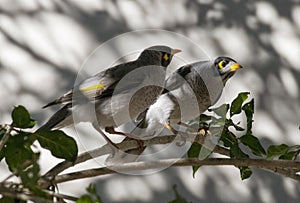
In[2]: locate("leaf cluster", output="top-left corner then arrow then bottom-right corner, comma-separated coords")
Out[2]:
0,105 -> 78,202
188,92 -> 300,180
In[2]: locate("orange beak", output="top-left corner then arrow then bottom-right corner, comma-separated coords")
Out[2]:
230,63 -> 243,71
171,49 -> 182,55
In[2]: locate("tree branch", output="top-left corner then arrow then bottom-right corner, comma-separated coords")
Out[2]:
42,158 -> 300,187
266,167 -> 300,182
0,184 -> 53,203
41,132 -> 300,189
45,190 -> 78,202
0,124 -> 13,152
43,133 -> 228,178
0,183 -> 78,202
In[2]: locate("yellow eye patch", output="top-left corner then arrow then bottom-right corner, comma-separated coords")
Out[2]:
218,61 -> 224,69
80,83 -> 104,92
163,53 -> 169,61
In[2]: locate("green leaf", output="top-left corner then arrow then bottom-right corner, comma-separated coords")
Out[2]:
187,141 -> 213,178
188,114 -> 212,132
198,114 -> 211,122
230,143 -> 252,180
0,127 -> 5,137
199,146 -> 213,160
267,144 -> 289,159
11,105 -> 35,128
230,143 -> 249,159
285,145 -> 300,160
4,134 -> 35,172
240,134 -> 266,157
232,124 -> 244,131
5,143 -> 34,172
34,130 -> 78,162
187,143 -> 201,177
0,149 -> 4,162
279,151 -> 299,160
86,184 -> 97,195
239,166 -> 252,180
242,99 -> 254,133
230,92 -> 250,117
0,197 -> 26,203
208,103 -> 229,117
168,185 -> 191,203
19,160 -> 48,197
77,184 -> 102,203
19,161 -> 40,187
267,144 -> 300,160
226,119 -> 244,131
0,128 -> 6,161
220,129 -> 237,148
77,195 -> 94,203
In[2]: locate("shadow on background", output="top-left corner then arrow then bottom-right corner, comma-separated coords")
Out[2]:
0,0 -> 299,202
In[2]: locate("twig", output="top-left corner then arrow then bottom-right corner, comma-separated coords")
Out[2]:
41,132 -> 300,189
45,189 -> 78,202
0,124 -> 13,152
1,174 -> 15,183
0,182 -> 78,202
42,158 -> 300,186
266,167 -> 300,182
0,184 -> 53,203
43,133 -> 226,178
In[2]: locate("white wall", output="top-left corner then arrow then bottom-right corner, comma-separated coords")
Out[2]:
0,0 -> 299,202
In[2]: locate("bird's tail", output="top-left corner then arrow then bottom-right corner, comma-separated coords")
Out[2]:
37,104 -> 72,131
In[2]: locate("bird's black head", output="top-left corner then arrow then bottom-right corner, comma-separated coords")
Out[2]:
214,56 -> 243,83
138,45 -> 181,67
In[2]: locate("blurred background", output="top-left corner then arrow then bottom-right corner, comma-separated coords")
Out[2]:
0,0 -> 300,202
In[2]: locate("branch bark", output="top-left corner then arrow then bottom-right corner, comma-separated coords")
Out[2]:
0,183 -> 78,202
43,158 -> 300,187
0,124 -> 13,152
0,185 -> 53,203
43,133 -> 227,178
40,132 -> 300,189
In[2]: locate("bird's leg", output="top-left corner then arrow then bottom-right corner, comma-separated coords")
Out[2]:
165,124 -> 188,146
105,126 -> 145,153
105,126 -> 127,136
178,122 -> 198,133
197,122 -> 211,136
92,124 -> 120,155
125,137 -> 145,154
178,121 -> 211,136
165,124 -> 178,135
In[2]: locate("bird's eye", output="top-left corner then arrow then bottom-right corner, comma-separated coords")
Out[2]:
218,60 -> 224,69
218,60 -> 229,69
163,53 -> 170,61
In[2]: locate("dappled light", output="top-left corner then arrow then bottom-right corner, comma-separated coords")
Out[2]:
0,0 -> 300,202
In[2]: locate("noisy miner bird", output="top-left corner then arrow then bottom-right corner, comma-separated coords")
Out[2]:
38,45 -> 181,148
112,56 -> 242,161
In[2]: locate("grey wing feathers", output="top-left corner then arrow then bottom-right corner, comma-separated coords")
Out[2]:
42,90 -> 73,108
135,108 -> 149,128
163,64 -> 192,93
164,60 -> 211,93
78,73 -> 117,100
42,70 -> 117,108
42,59 -> 140,108
38,104 -> 72,130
